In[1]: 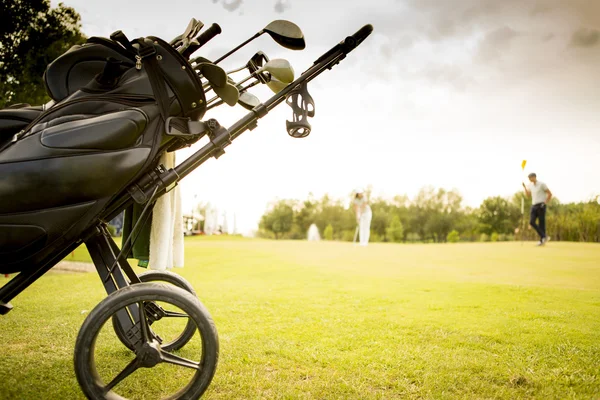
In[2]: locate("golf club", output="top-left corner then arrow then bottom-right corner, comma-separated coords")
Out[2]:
226,51 -> 270,83
267,76 -> 289,93
197,63 -> 228,88
206,77 -> 263,111
235,58 -> 295,87
238,92 -> 261,111
210,20 -> 305,65
208,82 -> 240,106
181,23 -> 222,59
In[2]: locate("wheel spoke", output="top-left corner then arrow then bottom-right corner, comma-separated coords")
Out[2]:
138,301 -> 151,343
103,357 -> 140,393
162,309 -> 190,318
160,350 -> 201,370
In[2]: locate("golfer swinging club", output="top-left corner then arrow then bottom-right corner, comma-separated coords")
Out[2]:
353,188 -> 372,246
522,173 -> 552,246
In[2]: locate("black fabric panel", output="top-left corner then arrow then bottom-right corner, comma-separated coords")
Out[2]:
0,201 -> 96,272
0,148 -> 151,213
0,224 -> 47,254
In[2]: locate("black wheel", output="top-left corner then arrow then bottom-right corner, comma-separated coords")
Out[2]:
74,283 -> 219,400
112,271 -> 197,352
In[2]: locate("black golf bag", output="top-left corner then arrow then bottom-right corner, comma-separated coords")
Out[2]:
0,32 -> 206,274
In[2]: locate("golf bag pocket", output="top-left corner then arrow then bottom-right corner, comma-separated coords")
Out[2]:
40,110 -> 147,150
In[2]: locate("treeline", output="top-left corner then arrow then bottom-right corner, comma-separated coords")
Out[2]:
258,187 -> 600,243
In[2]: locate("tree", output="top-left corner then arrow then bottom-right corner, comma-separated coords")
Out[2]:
478,196 -> 520,235
259,201 -> 294,239
385,216 -> 404,243
323,224 -> 333,240
447,230 -> 460,243
0,0 -> 86,108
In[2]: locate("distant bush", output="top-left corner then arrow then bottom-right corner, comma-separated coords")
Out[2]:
386,216 -> 404,243
324,224 -> 334,240
479,233 -> 490,242
447,230 -> 460,243
257,229 -> 276,239
370,232 -> 383,242
491,232 -> 499,242
406,232 -> 421,243
342,230 -> 355,242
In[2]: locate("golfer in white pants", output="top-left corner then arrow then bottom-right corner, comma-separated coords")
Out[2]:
353,189 -> 372,246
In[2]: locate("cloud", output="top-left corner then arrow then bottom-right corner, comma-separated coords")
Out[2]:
219,0 -> 243,12
570,27 -> 600,48
476,26 -> 519,63
274,0 -> 291,14
420,64 -> 473,91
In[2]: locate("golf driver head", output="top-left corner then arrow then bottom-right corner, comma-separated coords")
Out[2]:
266,76 -> 289,93
263,59 -> 294,84
262,20 -> 306,50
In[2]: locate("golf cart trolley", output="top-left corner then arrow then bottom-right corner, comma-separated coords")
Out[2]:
0,17 -> 372,399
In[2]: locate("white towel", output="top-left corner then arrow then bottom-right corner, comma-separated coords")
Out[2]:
149,152 -> 184,270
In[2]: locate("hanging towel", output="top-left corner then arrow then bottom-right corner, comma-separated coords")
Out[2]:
122,204 -> 151,267
148,151 -> 184,270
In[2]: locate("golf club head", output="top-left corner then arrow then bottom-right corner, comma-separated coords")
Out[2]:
238,92 -> 261,111
262,20 -> 306,50
192,56 -> 214,69
263,59 -> 294,83
212,82 -> 240,106
247,51 -> 270,84
266,76 -> 289,93
198,63 -> 228,88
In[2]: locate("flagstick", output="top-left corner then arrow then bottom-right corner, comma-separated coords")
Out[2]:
521,160 -> 527,246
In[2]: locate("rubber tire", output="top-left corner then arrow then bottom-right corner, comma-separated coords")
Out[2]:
112,271 -> 197,352
74,283 -> 219,400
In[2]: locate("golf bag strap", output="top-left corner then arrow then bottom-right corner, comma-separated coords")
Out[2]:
135,39 -> 170,122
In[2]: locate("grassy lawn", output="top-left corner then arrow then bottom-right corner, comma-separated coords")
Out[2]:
1,239 -> 599,399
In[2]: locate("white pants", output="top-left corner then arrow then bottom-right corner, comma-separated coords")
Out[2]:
358,207 -> 372,246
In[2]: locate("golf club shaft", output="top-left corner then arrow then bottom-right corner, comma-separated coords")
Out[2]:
214,32 -> 261,64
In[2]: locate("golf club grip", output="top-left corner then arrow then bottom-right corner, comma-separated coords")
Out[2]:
196,23 -> 222,47
183,23 -> 222,58
349,24 -> 373,48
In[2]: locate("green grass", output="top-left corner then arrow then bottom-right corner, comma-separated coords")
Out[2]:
1,239 -> 599,399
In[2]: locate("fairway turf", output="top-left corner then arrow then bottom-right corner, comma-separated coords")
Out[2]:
1,239 -> 599,399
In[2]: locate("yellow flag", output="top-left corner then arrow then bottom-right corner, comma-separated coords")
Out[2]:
521,160 -> 527,170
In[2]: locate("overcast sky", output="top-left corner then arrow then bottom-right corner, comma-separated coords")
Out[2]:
52,0 -> 600,234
